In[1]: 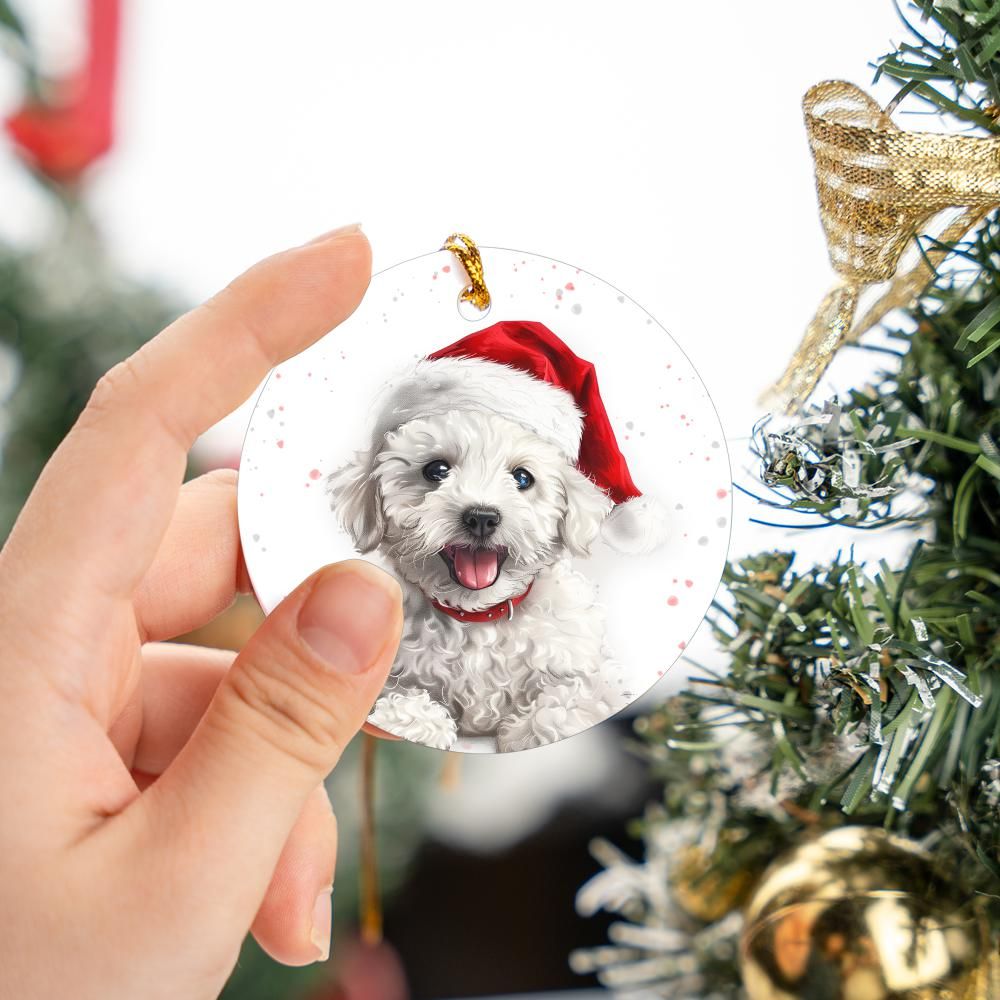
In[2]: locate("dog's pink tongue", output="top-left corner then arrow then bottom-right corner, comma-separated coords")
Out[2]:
452,547 -> 500,590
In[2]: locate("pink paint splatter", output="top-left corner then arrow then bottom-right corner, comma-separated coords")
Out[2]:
442,264 -> 451,272
667,596 -> 679,607
685,579 -> 693,588
309,469 -> 321,480
678,641 -> 686,651
277,440 -> 284,449
565,281 -> 575,291
716,488 -> 728,499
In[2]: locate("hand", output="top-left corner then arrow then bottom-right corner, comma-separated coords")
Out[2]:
0,225 -> 403,999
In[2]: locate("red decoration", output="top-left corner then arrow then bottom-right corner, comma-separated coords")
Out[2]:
311,939 -> 410,1000
429,320 -> 643,505
5,0 -> 120,181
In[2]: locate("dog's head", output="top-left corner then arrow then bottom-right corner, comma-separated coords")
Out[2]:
328,409 -> 612,609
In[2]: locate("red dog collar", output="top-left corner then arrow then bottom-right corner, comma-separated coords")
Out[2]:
429,582 -> 534,624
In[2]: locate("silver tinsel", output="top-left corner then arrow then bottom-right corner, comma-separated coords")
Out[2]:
750,401 -> 924,525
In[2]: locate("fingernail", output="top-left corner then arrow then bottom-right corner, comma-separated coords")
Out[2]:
310,885 -> 333,962
305,223 -> 363,246
299,562 -> 401,673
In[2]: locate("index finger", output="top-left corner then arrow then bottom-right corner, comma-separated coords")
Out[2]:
2,226 -> 370,605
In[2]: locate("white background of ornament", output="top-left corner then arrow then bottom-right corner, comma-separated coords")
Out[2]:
238,248 -> 731,732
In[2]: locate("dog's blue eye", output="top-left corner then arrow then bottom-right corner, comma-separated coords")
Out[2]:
512,467 -> 534,490
423,460 -> 451,483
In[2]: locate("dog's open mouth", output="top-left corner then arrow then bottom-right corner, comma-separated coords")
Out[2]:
440,544 -> 508,591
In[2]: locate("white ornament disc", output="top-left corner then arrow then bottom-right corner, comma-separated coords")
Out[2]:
238,247 -> 731,752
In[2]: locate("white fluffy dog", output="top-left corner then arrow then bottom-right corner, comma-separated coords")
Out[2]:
330,408 -> 625,751
327,323 -> 667,751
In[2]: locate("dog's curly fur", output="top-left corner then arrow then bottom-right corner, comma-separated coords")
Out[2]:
329,408 -> 629,751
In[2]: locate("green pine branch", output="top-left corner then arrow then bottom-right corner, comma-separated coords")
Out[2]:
876,0 -> 1000,131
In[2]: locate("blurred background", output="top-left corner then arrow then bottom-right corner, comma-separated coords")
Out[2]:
0,2 -> 921,997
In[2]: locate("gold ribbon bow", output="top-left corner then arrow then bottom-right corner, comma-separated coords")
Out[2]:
766,80 -> 1000,412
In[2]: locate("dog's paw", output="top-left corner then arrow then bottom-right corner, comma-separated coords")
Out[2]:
498,680 -> 619,751
369,689 -> 458,750
496,712 -> 549,752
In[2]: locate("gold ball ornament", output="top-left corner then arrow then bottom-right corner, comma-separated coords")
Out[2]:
740,826 -> 996,1000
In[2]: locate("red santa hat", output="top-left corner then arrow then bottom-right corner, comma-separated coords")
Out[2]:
370,320 -> 669,555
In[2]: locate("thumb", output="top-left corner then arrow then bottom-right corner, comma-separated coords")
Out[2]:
140,559 -> 401,917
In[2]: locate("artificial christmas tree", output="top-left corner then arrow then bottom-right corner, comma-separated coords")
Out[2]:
575,3 -> 1000,997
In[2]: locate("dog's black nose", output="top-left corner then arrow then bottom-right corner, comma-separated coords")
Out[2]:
462,507 -> 501,538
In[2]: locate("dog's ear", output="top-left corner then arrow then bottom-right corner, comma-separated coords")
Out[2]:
327,448 -> 385,553
558,466 -> 614,557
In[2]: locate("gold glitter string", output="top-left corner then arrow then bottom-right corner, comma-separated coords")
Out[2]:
765,80 -> 1000,412
443,232 -> 492,311
359,732 -> 382,946
358,734 -> 461,948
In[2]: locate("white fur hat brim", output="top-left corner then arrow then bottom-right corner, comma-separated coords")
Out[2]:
371,355 -> 583,461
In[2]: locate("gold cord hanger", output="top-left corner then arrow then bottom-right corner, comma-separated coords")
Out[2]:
443,232 -> 492,311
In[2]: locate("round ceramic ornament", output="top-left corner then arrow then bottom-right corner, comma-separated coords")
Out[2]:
238,237 -> 731,753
